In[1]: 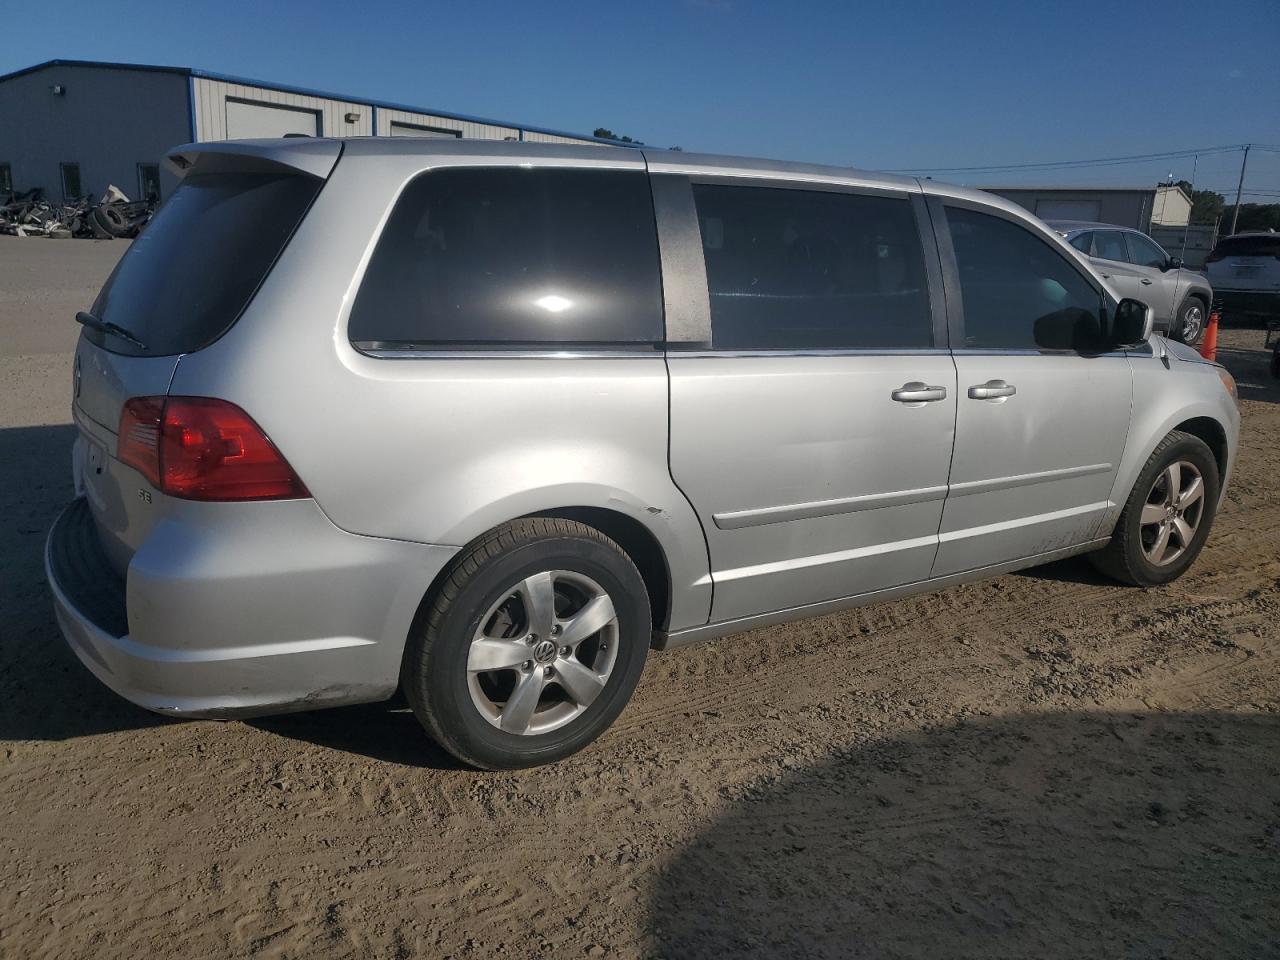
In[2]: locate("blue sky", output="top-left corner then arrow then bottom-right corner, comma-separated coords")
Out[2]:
6,0 -> 1279,197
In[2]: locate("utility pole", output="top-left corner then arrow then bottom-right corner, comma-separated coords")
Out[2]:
1229,144 -> 1251,235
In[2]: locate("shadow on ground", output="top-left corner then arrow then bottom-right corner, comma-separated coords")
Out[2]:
249,699 -> 467,770
650,710 -> 1280,959
1215,343 -> 1279,405
0,423 -> 169,740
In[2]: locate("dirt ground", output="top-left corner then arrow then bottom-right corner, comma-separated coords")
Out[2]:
1,235 -> 1277,959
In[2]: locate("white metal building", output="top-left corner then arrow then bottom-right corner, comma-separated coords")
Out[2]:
0,59 -> 615,203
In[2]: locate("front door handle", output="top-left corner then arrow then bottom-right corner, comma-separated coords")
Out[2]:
891,382 -> 948,404
1141,278 -> 1153,285
967,379 -> 1017,400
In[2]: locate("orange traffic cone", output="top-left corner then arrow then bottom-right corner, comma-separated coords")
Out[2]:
1199,305 -> 1220,362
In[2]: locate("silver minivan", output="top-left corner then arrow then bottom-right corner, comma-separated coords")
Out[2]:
48,139 -> 1240,768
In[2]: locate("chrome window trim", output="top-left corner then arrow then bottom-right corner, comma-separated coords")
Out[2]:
356,347 -> 661,360
667,348 -> 953,359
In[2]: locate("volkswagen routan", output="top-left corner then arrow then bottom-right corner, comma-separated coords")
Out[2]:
48,138 -> 1240,768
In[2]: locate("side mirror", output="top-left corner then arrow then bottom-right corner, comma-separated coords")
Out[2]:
1112,298 -> 1153,347
1164,257 -> 1183,271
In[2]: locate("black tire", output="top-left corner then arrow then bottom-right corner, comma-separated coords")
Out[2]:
90,204 -> 131,238
1089,430 -> 1220,586
1172,297 -> 1207,345
402,517 -> 650,770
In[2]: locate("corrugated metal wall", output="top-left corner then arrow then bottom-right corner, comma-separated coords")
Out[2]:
192,77 -> 373,140
521,130 -> 598,145
377,107 -> 518,140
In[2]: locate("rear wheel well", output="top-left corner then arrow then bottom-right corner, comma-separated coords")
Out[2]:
536,507 -> 671,636
1172,416 -> 1227,480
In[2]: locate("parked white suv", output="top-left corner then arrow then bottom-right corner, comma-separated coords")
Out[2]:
1205,232 -> 1280,321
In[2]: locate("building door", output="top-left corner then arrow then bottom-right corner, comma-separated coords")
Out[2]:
225,99 -> 320,139
389,121 -> 462,138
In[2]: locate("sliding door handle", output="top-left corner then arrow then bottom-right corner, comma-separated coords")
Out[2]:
967,379 -> 1017,400
891,382 -> 948,404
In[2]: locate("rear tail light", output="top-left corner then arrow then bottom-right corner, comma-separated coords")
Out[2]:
1204,251 -> 1223,264
117,397 -> 309,501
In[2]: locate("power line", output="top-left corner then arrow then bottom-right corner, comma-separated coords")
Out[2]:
889,143 -> 1248,174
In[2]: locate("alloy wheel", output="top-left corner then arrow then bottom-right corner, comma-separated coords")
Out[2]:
1181,303 -> 1204,342
1139,460 -> 1205,566
466,570 -> 619,735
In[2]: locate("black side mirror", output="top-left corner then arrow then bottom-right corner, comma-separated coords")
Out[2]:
1112,298 -> 1153,347
1164,257 -> 1183,271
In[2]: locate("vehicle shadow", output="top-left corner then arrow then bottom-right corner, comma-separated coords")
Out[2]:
249,700 -> 469,770
0,423 -> 170,741
1215,343 -> 1278,405
1013,553 -> 1115,586
648,710 -> 1280,959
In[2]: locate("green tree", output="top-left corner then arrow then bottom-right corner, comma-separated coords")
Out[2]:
593,127 -> 643,145
1173,180 -> 1225,225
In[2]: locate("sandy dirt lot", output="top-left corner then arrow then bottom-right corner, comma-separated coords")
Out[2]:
1,235 -> 1277,958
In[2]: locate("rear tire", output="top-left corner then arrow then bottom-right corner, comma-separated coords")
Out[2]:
402,518 -> 650,770
1172,297 -> 1206,345
1089,431 -> 1219,586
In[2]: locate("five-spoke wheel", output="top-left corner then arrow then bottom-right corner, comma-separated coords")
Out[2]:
1139,460 -> 1205,567
402,517 -> 650,769
467,570 -> 619,736
1090,430 -> 1220,586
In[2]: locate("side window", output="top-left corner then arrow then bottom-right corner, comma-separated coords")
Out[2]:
692,184 -> 933,350
1126,233 -> 1168,268
946,206 -> 1101,351
1068,231 -> 1093,254
1093,230 -> 1127,262
349,168 -> 663,348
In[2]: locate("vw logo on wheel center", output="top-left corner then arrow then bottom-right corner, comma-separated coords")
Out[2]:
532,639 -> 557,663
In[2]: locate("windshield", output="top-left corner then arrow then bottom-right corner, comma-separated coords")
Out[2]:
1212,235 -> 1280,259
89,170 -> 322,357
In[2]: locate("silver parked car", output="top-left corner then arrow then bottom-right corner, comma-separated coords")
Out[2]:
1047,220 -> 1214,344
48,139 -> 1240,768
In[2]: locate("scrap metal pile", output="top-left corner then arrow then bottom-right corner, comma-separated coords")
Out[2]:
0,185 -> 156,239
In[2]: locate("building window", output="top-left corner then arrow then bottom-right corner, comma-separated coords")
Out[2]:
137,163 -> 162,202
60,162 -> 82,201
0,163 -> 12,194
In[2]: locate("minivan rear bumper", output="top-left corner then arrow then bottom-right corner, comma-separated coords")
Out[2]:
46,497 -> 457,719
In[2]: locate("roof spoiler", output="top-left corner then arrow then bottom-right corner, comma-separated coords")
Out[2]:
165,138 -> 343,180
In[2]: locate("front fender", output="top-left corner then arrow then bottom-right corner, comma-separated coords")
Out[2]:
1100,350 -> 1239,535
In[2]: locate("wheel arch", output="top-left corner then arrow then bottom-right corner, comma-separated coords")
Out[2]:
1172,415 -> 1228,481
533,506 -> 672,638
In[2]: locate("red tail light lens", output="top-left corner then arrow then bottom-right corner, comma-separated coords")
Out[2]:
1204,251 -> 1224,264
117,397 -> 308,501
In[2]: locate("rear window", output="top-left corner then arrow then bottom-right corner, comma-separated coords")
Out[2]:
348,168 -> 663,349
90,171 -> 321,357
1211,235 -> 1280,258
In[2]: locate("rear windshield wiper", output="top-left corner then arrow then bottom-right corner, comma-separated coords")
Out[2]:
76,311 -> 149,351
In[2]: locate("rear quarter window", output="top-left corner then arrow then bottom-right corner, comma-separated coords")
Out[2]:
91,171 -> 322,357
349,168 -> 663,349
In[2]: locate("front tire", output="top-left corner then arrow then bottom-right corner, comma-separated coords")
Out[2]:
1172,297 -> 1206,345
1090,430 -> 1219,586
403,518 -> 650,770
